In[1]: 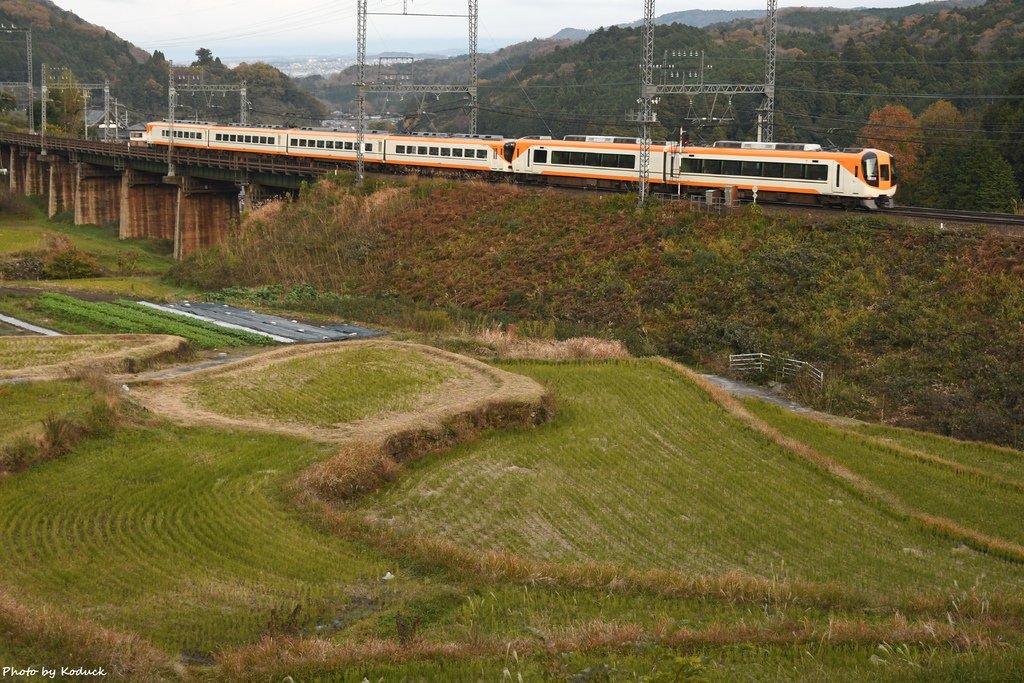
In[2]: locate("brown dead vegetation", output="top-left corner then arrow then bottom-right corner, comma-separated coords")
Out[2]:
215,611 -> 983,681
474,326 -> 631,361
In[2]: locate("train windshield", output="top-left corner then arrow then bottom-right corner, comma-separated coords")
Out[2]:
862,152 -> 880,187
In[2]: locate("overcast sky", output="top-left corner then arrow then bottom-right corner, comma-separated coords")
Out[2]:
58,0 -> 925,61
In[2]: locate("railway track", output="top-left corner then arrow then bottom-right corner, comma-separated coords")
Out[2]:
880,205 -> 1024,229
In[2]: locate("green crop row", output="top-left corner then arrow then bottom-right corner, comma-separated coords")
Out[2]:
35,294 -> 273,349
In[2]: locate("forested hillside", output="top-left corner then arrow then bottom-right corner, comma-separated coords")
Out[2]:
0,0 -> 324,129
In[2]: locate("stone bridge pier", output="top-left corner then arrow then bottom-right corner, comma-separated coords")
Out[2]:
165,176 -> 239,259
47,156 -> 76,218
119,169 -> 176,241
74,163 -> 121,226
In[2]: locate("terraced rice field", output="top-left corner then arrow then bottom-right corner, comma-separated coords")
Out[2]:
0,424 -> 395,653
0,336 -> 134,370
0,334 -> 186,380
743,398 -> 1024,548
850,421 -> 1024,481
187,344 -> 468,427
0,381 -> 96,440
362,360 -> 1024,594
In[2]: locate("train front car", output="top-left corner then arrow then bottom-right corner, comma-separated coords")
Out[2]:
665,141 -> 897,209
852,148 -> 897,209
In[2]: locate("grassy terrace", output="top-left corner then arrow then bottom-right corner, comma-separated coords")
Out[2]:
0,336 -> 126,370
743,398 -> 1024,549
189,345 -> 464,427
362,360 -> 1024,594
850,421 -> 1024,481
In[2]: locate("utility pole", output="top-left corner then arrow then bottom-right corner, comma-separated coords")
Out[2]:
168,61 -> 176,176
40,63 -> 46,155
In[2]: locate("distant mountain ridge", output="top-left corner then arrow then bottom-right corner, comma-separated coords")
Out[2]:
0,0 -> 325,128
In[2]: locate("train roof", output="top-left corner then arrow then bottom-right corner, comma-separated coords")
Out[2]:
713,140 -> 823,152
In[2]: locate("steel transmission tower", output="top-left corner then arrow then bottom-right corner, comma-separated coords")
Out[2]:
631,0 -> 657,206
631,0 -> 780,203
355,0 -> 479,185
760,0 -> 778,142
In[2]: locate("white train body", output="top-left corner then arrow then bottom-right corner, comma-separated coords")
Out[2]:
144,121 -> 897,208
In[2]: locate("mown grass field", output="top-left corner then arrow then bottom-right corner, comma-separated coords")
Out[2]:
189,345 -> 465,427
362,360 -> 1024,595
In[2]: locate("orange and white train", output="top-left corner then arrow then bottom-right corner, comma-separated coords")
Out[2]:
142,120 -> 898,209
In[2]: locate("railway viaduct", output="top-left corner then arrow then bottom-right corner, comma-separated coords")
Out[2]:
0,132 -> 345,259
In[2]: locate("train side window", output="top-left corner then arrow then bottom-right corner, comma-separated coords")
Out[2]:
315,140 -> 324,148
762,162 -> 783,178
741,161 -> 762,176
681,158 -> 700,173
721,160 -> 742,175
440,148 -> 451,157
616,154 -> 636,169
453,148 -> 464,158
366,143 -> 373,152
326,141 -> 335,149
428,147 -> 438,156
783,163 -> 803,179
418,146 -> 427,155
396,145 -> 405,154
807,164 -> 828,181
704,159 -> 722,174
476,150 -> 487,159
533,149 -> 547,164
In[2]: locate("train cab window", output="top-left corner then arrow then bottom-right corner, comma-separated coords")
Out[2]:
880,164 -> 890,182
440,148 -> 451,157
453,148 -> 463,158
533,149 -> 547,164
418,146 -> 428,155
477,150 -> 487,159
862,153 -> 879,187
